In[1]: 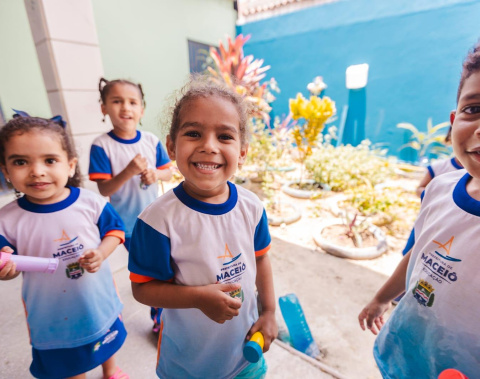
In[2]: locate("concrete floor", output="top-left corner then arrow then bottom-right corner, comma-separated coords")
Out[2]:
0,245 -> 335,379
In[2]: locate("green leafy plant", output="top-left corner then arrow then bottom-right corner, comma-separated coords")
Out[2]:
397,118 -> 451,162
305,134 -> 394,192
341,184 -> 420,229
246,117 -> 295,181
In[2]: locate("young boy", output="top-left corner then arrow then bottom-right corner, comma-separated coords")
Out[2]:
358,42 -> 480,378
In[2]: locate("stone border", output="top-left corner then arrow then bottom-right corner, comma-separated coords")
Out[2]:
313,218 -> 388,260
267,202 -> 302,226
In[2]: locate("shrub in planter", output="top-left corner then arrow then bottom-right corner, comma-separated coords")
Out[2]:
397,118 -> 451,164
261,171 -> 302,226
246,117 -> 295,181
313,216 -> 388,260
305,139 -> 394,192
340,184 -> 420,233
288,77 -> 336,184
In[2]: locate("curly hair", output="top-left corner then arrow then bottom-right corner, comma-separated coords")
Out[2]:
168,75 -> 252,147
457,41 -> 480,102
0,116 -> 82,188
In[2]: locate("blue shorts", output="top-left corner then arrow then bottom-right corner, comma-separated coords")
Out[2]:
30,316 -> 127,379
235,356 -> 268,379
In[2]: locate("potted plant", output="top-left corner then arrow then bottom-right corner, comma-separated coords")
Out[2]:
282,77 -> 336,198
313,213 -> 387,260
397,118 -> 451,166
305,136 -> 394,192
245,115 -> 297,182
262,173 -> 301,226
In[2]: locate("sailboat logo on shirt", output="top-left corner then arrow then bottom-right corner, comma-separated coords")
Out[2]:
52,230 -> 84,260
432,236 -> 461,262
54,230 -> 71,243
217,244 -> 242,265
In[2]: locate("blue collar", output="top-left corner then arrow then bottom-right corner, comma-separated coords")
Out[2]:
453,173 -> 480,217
17,186 -> 80,213
173,182 -> 237,215
108,130 -> 141,144
451,157 -> 463,170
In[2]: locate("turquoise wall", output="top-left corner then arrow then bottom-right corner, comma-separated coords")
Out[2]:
237,0 -> 480,161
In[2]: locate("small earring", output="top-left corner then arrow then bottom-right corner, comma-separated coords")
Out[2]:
102,116 -> 105,123
6,178 -> 10,183
139,119 -> 142,126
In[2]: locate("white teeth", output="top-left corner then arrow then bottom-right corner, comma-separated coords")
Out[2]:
196,163 -> 219,170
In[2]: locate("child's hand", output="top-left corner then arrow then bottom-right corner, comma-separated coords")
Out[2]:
126,154 -> 148,176
358,298 -> 391,335
79,249 -> 105,273
246,310 -> 278,352
0,246 -> 19,280
197,283 -> 242,324
140,168 -> 157,186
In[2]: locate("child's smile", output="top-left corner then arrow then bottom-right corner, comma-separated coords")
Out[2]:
167,96 -> 248,203
452,71 -> 480,182
2,131 -> 77,204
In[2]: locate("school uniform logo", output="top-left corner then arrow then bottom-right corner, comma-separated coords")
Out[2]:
217,244 -> 245,301
65,261 -> 84,280
412,279 -> 435,307
53,230 -> 84,260
432,236 -> 461,262
419,236 -> 460,285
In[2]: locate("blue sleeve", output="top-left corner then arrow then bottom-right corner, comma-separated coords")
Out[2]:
402,228 -> 415,256
156,142 -> 171,168
254,209 -> 271,253
128,218 -> 174,281
97,203 -> 125,238
0,234 -> 17,255
89,144 -> 112,175
427,165 -> 435,179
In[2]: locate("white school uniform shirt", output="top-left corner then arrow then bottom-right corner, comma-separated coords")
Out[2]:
426,156 -> 462,178
89,130 -> 172,237
129,182 -> 271,379
374,169 -> 480,378
0,187 -> 125,350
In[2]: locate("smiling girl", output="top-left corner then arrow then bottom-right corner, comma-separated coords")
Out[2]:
0,114 -> 128,379
128,76 -> 277,378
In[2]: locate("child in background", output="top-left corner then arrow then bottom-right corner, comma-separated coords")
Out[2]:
89,78 -> 173,332
358,42 -> 480,378
415,126 -> 463,196
128,76 -> 277,378
0,115 -> 128,379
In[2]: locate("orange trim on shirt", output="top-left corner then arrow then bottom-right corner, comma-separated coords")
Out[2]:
104,230 -> 125,244
89,173 -> 112,180
130,272 -> 155,283
157,162 -> 173,170
255,243 -> 271,257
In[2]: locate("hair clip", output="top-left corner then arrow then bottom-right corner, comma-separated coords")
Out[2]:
12,109 -> 30,118
12,109 -> 67,128
49,115 -> 67,128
